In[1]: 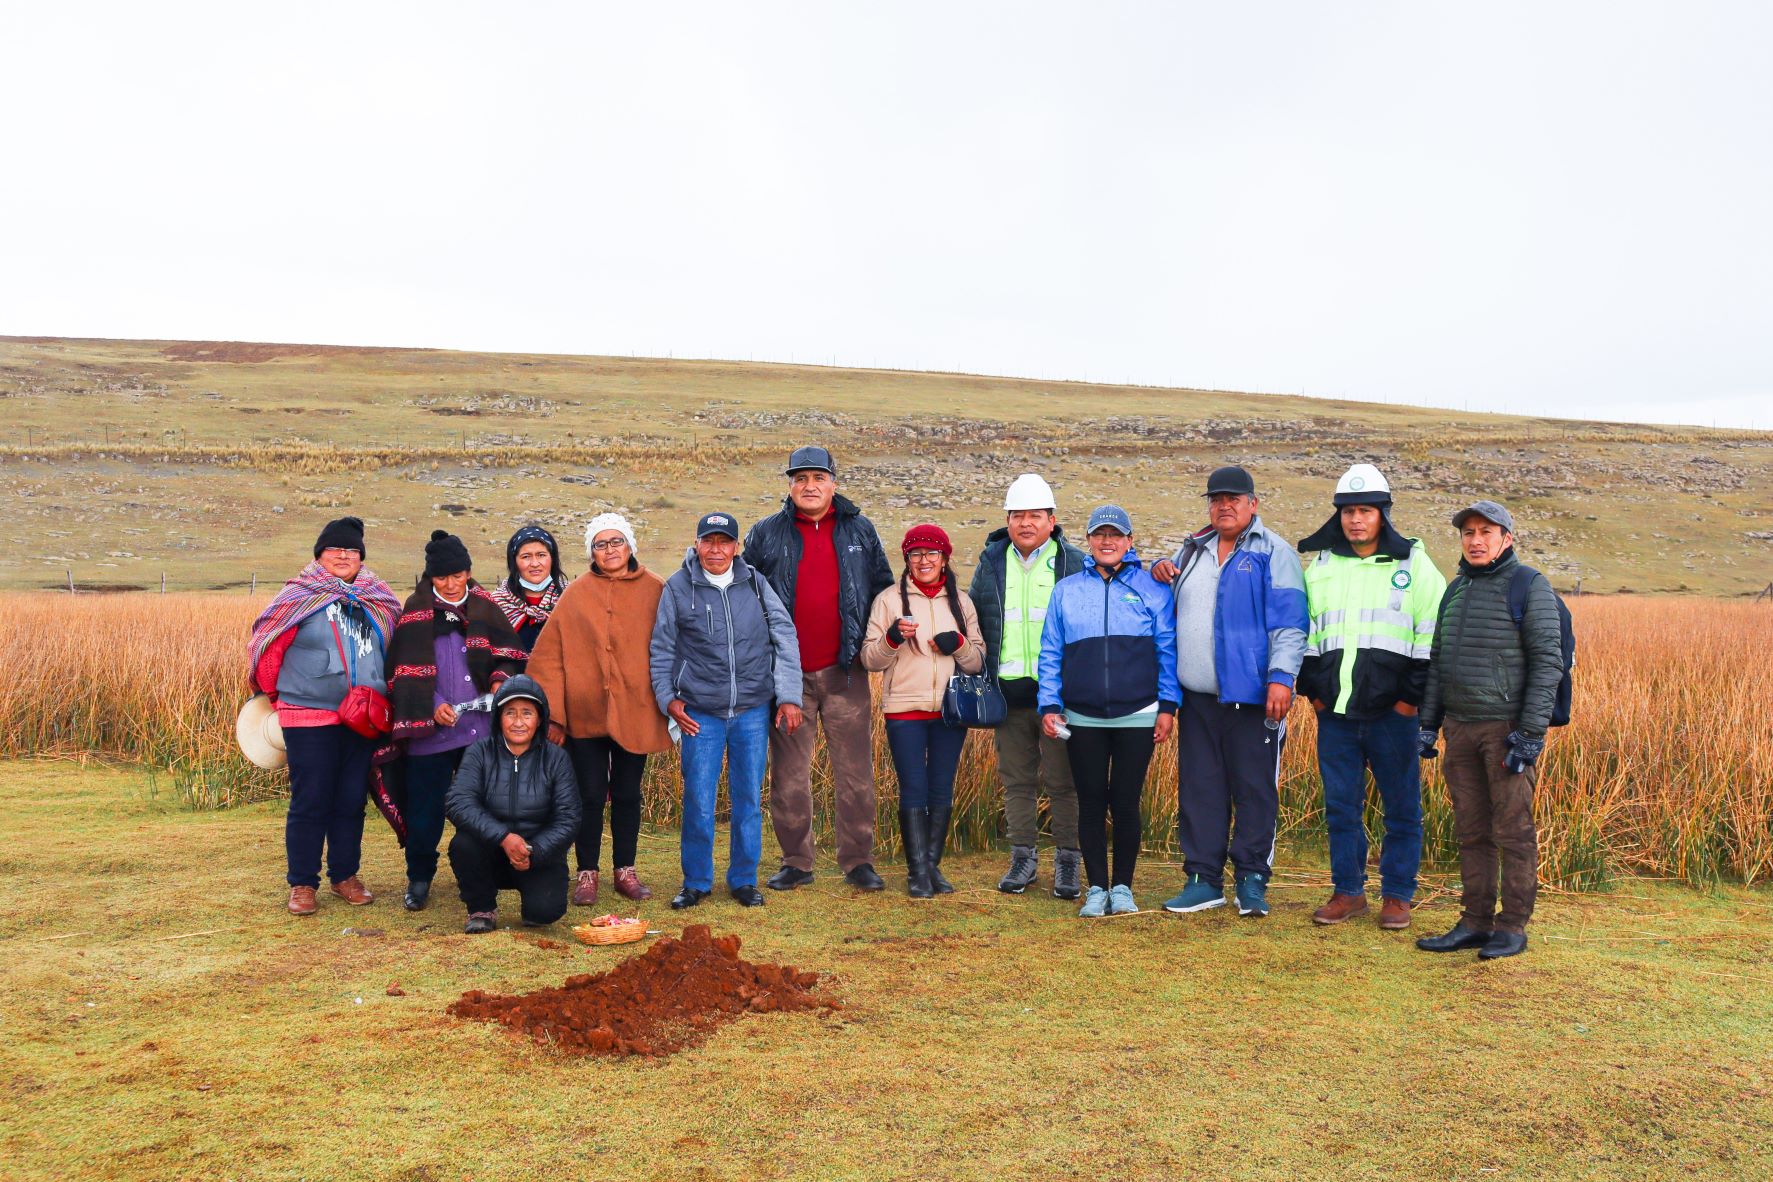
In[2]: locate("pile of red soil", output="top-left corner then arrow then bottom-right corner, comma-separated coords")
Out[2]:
447,924 -> 840,1057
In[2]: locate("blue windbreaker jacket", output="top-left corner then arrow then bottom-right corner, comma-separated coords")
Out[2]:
1037,552 -> 1181,719
1166,515 -> 1308,707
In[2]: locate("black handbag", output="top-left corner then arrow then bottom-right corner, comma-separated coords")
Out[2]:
942,672 -> 1008,729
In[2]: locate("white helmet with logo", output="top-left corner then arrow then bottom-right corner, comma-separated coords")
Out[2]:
1004,473 -> 1057,512
1333,463 -> 1392,507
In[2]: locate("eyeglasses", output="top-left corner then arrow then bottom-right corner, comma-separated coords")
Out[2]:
319,548 -> 358,558
591,539 -> 629,552
906,550 -> 944,561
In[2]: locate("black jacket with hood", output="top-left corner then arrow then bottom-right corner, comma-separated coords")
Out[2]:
445,675 -> 582,864
742,493 -> 894,670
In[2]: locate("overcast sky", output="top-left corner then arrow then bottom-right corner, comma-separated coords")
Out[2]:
3,3 -> 1768,427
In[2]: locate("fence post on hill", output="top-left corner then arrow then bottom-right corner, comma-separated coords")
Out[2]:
160,572 -> 166,594
66,568 -> 74,594
251,572 -> 257,594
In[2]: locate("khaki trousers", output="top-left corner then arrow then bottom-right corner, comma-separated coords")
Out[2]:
1442,718 -> 1539,934
768,665 -> 877,872
995,705 -> 1078,847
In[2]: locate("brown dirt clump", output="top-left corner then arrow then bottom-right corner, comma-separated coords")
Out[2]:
447,924 -> 839,1057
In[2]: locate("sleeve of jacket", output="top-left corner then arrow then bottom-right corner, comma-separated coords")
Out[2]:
966,551 -> 1000,673
444,743 -> 510,846
1036,584 -> 1067,716
758,577 -> 805,708
954,592 -> 986,674
863,520 -> 895,602
526,746 -> 583,865
1419,582 -> 1454,731
648,579 -> 682,713
1149,580 -> 1180,713
1515,572 -> 1566,739
1400,545 -> 1450,708
525,612 -> 569,731
1264,542 -> 1309,686
859,588 -> 900,673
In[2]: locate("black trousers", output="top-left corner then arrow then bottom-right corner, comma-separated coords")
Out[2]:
1065,725 -> 1156,889
1176,694 -> 1282,888
447,830 -> 569,924
565,737 -> 649,872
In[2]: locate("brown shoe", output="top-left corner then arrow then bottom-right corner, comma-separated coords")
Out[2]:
1378,896 -> 1412,930
288,885 -> 318,916
330,876 -> 374,906
613,866 -> 652,901
571,869 -> 599,907
1312,892 -> 1369,925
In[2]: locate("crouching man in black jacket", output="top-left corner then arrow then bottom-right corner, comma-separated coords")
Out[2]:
445,675 -> 583,933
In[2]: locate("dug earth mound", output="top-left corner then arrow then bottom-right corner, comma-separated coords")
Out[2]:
447,924 -> 840,1057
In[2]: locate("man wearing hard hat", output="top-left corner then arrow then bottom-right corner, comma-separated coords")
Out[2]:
1295,464 -> 1447,930
967,473 -> 1090,898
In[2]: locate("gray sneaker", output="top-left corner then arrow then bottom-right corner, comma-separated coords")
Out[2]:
998,845 -> 1038,893
1078,885 -> 1109,918
1108,884 -> 1138,915
1051,848 -> 1082,900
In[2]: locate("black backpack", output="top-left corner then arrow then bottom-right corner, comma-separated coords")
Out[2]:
1443,565 -> 1576,727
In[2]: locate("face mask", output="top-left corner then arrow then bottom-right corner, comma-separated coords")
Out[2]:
518,575 -> 553,592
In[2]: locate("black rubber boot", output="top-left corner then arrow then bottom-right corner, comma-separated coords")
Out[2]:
900,809 -> 934,898
927,806 -> 955,895
403,879 -> 431,912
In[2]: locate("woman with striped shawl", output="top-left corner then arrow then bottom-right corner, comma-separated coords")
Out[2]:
489,524 -> 567,652
248,517 -> 401,917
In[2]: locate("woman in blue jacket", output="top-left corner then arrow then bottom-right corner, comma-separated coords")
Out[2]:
1038,505 -> 1180,918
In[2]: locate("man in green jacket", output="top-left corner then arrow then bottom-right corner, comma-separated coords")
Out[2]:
1297,464 -> 1447,931
1416,500 -> 1565,960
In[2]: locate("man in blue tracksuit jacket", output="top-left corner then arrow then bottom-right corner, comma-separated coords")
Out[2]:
1150,466 -> 1308,918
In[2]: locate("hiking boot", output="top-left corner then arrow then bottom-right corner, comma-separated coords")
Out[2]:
1078,885 -> 1110,918
927,806 -> 955,894
1108,884 -> 1139,915
330,876 -> 374,906
402,879 -> 431,912
464,911 -> 497,934
1416,924 -> 1491,953
613,867 -> 651,901
901,809 -> 934,898
1235,874 -> 1270,918
1478,931 -> 1529,960
571,869 -> 599,907
766,865 -> 814,891
1378,897 -> 1412,930
1163,875 -> 1225,913
1312,892 -> 1369,925
1052,848 -> 1082,900
844,864 -> 886,891
287,885 -> 318,916
998,845 -> 1038,894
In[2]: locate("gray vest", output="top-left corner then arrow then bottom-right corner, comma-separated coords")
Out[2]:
276,601 -> 387,710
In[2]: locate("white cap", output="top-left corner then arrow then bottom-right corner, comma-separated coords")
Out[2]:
1333,463 -> 1392,506
1004,473 -> 1057,512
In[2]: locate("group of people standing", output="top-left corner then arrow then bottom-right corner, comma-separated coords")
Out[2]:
247,443 -> 1566,961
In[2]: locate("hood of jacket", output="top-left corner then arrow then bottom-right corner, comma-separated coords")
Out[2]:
1083,547 -> 1147,575
491,673 -> 551,748
1297,505 -> 1414,561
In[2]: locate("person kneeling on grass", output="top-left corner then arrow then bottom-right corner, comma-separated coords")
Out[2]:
444,675 -> 582,933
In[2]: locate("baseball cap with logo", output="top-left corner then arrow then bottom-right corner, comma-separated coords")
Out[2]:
696,512 -> 741,540
1086,504 -> 1134,535
785,445 -> 837,477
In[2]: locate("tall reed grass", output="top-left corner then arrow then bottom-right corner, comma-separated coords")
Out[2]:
1,593 -> 1766,886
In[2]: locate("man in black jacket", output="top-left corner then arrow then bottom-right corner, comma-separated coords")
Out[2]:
445,675 -> 582,932
1416,500 -> 1565,961
968,473 -> 1089,897
743,446 -> 895,892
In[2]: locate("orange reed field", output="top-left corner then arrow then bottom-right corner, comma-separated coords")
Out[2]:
1,592 -> 1766,887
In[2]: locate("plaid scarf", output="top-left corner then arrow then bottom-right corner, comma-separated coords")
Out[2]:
386,583 -> 528,740
489,577 -> 563,632
247,562 -> 399,691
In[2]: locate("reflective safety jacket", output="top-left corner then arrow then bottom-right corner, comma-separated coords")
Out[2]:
1298,541 -> 1447,719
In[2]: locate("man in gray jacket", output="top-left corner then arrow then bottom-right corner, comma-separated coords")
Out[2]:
1416,499 -> 1565,960
649,512 -> 804,910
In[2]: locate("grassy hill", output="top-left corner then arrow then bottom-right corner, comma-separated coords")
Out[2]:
1,335 -> 1767,594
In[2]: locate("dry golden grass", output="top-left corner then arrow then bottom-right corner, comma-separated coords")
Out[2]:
2,592 -> 1766,886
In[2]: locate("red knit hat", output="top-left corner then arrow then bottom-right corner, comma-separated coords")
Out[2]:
901,523 -> 952,556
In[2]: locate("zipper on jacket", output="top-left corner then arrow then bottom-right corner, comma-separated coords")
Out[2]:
1101,567 -> 1114,707
721,582 -> 738,717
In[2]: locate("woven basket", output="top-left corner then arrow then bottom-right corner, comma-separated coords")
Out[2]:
572,921 -> 647,947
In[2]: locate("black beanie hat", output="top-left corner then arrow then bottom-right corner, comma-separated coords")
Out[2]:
313,516 -> 366,558
423,529 -> 472,578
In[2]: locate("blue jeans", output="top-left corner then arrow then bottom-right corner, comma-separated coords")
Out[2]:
1317,709 -> 1423,901
679,704 -> 768,892
885,718 -> 967,811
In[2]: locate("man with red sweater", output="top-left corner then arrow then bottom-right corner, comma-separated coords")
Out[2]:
744,446 -> 896,891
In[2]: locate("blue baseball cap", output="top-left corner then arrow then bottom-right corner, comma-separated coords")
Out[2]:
695,512 -> 741,540
1086,504 -> 1133,535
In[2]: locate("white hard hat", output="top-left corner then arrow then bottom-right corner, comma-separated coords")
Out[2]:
1333,463 -> 1392,506
1004,473 -> 1057,512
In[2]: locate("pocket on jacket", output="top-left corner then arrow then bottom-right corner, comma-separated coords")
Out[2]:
1349,649 -> 1410,717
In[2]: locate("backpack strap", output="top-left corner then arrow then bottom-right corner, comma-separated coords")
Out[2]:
1504,565 -> 1539,628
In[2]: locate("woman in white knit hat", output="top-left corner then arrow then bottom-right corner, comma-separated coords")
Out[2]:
525,513 -> 671,906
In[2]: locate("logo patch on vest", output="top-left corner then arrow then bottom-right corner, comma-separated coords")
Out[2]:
1391,569 -> 1412,589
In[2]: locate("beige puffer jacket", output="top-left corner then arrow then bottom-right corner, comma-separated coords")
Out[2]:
860,579 -> 985,714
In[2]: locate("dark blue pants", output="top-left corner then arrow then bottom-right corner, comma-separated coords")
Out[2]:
283,724 -> 375,889
447,830 -> 569,924
885,718 -> 968,811
1176,694 -> 1282,889
403,747 -> 466,883
1317,709 -> 1424,901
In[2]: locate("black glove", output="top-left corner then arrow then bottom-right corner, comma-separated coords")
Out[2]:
1417,727 -> 1440,760
932,631 -> 963,655
886,620 -> 906,646
1504,731 -> 1544,775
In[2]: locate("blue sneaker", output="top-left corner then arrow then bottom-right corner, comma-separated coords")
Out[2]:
1236,873 -> 1270,917
1108,884 -> 1138,915
1078,885 -> 1109,918
1163,874 -> 1226,913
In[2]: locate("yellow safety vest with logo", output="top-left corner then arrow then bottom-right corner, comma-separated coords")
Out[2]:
997,539 -> 1058,682
1302,541 -> 1448,715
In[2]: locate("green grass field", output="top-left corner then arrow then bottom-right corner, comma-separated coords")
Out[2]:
5,760 -> 1770,1182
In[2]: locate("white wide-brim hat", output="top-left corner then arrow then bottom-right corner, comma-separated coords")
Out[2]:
236,693 -> 288,770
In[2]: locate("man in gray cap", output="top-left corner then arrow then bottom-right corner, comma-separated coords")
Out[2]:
743,446 -> 895,892
1415,499 -> 1566,961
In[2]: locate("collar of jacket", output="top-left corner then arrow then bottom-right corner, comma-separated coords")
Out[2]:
1297,507 -> 1414,561
777,492 -> 861,524
1085,548 -> 1145,577
983,522 -> 1073,554
589,560 -> 649,583
1458,547 -> 1520,580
